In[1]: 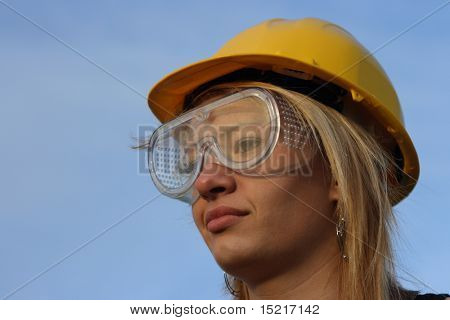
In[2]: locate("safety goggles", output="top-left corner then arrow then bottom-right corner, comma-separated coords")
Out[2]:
147,88 -> 310,203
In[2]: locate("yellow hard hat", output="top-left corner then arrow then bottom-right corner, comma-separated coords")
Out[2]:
147,17 -> 419,203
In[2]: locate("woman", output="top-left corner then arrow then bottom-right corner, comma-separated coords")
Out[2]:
138,18 -> 449,299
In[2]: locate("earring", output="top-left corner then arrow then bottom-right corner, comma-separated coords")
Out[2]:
336,215 -> 349,261
224,272 -> 240,297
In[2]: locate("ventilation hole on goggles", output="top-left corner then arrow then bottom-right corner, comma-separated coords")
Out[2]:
275,94 -> 309,150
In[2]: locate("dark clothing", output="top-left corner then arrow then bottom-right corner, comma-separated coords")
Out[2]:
414,293 -> 450,300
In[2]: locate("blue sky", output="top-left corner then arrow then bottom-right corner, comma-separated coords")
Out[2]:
0,0 -> 449,299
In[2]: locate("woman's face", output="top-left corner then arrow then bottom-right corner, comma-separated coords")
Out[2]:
191,137 -> 339,283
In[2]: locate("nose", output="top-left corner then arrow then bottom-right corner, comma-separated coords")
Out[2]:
193,152 -> 237,201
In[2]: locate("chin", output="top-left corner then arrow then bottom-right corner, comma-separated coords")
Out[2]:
209,236 -> 262,278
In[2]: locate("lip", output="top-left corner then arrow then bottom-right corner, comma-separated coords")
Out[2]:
205,205 -> 249,233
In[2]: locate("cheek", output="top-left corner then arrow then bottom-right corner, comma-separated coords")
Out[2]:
253,143 -> 316,176
247,178 -> 301,228
254,145 -> 332,216
241,162 -> 335,245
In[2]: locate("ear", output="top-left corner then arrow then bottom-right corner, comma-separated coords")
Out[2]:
328,179 -> 339,202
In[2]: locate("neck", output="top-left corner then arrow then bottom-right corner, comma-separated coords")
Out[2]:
245,239 -> 341,300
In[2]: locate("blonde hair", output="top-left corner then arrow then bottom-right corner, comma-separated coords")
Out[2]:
185,80 -> 414,300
